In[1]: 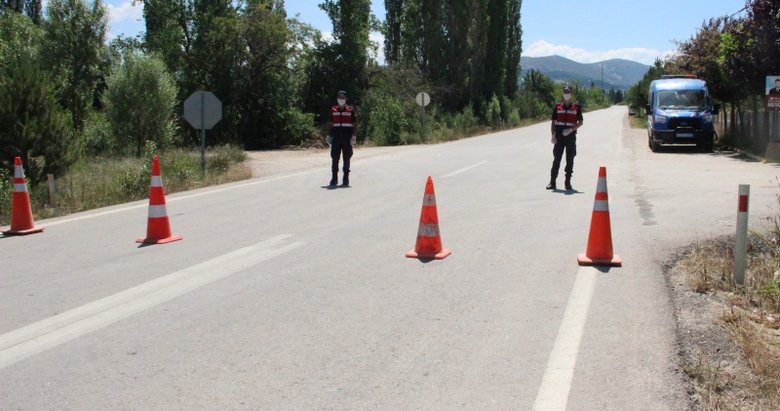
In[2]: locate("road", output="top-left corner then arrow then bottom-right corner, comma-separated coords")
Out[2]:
2,106 -> 779,409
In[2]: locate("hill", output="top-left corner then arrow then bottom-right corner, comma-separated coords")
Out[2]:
520,55 -> 650,90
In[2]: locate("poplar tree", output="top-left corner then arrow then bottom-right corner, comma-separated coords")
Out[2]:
42,0 -> 107,130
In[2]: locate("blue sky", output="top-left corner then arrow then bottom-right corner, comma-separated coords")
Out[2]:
104,0 -> 750,65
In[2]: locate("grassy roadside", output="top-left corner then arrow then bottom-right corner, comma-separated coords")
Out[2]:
0,145 -> 251,226
670,214 -> 780,409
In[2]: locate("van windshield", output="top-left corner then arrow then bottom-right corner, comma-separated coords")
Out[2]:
656,90 -> 706,110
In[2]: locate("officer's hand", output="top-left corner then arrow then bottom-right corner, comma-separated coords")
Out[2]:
551,134 -> 557,144
350,135 -> 356,145
326,135 -> 333,146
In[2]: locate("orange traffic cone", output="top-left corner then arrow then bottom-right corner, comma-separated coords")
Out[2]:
577,166 -> 621,266
406,176 -> 451,260
2,157 -> 44,236
136,155 -> 182,244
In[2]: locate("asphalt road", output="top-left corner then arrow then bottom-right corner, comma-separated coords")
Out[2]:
2,106 -> 779,410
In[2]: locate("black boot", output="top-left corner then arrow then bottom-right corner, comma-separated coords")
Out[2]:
342,172 -> 349,187
329,172 -> 337,186
546,179 -> 556,190
565,176 -> 572,191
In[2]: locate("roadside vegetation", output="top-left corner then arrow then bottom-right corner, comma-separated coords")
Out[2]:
671,216 -> 780,409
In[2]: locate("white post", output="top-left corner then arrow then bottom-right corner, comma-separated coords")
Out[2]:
734,184 -> 749,285
47,174 -> 57,208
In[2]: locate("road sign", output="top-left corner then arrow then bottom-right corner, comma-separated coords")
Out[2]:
184,91 -> 222,130
415,92 -> 430,107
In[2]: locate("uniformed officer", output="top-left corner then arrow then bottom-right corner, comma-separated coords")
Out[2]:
327,90 -> 357,187
547,85 -> 583,191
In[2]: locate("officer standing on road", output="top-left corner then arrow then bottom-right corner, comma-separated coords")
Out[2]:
327,90 -> 357,187
547,85 -> 583,191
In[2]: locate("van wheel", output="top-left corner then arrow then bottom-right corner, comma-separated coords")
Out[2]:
649,135 -> 660,152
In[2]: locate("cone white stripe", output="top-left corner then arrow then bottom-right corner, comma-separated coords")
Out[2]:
147,205 -> 168,219
14,166 -> 23,178
596,177 -> 607,193
593,200 -> 609,212
417,223 -> 440,237
423,194 -> 436,206
13,184 -> 27,193
151,176 -> 163,187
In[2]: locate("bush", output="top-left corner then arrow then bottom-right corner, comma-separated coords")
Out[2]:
486,94 -> 502,127
105,52 -> 178,157
366,95 -> 407,146
76,111 -> 116,157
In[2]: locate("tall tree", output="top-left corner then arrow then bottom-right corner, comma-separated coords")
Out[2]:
383,0 -> 403,65
443,0 -> 471,110
142,0 -> 190,80
319,0 -> 371,104
481,0 -> 509,104
0,52 -> 74,185
239,0 -> 311,149
504,0 -> 522,98
43,0 -> 107,130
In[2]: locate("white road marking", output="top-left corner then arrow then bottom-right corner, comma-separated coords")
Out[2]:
0,235 -> 304,370
533,266 -> 600,411
443,161 -> 487,178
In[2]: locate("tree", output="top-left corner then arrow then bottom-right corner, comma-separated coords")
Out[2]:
43,0 -> 107,130
383,0 -> 403,65
673,17 -> 745,104
142,0 -> 190,79
504,0 -> 522,98
238,0 -> 314,149
0,8 -> 43,64
319,0 -> 371,104
0,53 -> 74,185
105,53 -> 178,156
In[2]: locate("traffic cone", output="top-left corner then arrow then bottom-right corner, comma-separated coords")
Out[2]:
577,166 -> 621,266
406,176 -> 451,260
136,155 -> 182,244
2,157 -> 44,236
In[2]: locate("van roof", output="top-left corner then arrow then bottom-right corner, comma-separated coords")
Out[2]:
650,78 -> 707,91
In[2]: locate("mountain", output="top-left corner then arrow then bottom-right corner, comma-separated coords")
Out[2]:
520,55 -> 651,90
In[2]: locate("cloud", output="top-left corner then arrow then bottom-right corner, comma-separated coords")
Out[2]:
523,40 -> 674,65
105,0 -> 143,40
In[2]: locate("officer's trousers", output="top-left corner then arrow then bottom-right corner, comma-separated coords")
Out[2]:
550,135 -> 576,179
330,135 -> 353,174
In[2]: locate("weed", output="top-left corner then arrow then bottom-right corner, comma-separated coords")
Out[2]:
0,145 -> 250,226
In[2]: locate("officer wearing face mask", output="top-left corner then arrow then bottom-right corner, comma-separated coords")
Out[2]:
327,90 -> 357,187
547,85 -> 583,191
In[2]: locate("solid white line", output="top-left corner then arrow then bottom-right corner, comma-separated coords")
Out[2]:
533,266 -> 599,411
442,161 -> 487,178
0,234 -> 304,370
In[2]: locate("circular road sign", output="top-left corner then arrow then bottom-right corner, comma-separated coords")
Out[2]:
416,92 -> 431,107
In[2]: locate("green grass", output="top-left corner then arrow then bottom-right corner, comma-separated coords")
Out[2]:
0,145 -> 250,225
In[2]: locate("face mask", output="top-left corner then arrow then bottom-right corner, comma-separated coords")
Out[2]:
337,99 -> 346,106
563,93 -> 572,101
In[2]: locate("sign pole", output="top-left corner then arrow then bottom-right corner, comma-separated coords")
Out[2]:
200,93 -> 206,177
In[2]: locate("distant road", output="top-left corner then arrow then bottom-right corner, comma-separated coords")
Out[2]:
2,106 -> 778,409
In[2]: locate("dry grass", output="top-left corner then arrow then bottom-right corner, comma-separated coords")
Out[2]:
2,145 -> 251,225
677,229 -> 780,409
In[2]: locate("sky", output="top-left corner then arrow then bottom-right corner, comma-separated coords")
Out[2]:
104,0 -> 750,66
